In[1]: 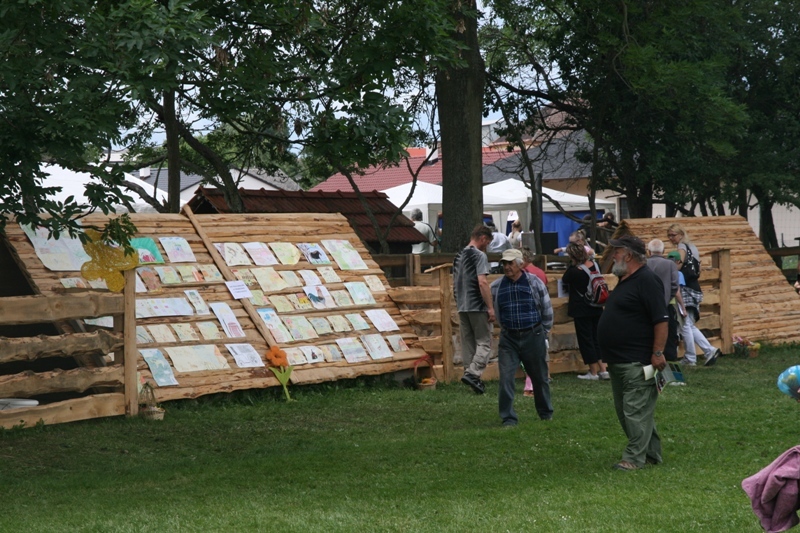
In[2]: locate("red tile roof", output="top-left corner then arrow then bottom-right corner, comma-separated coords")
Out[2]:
311,150 -> 514,193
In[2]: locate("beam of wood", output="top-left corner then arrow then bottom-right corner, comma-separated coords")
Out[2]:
714,250 -> 734,354
437,266 -> 455,383
122,268 -> 139,416
418,335 -> 442,354
0,393 -> 125,430
0,330 -> 123,363
386,287 -> 439,304
0,366 -> 124,398
0,293 -> 124,325
182,204 -> 277,349
399,309 -> 441,325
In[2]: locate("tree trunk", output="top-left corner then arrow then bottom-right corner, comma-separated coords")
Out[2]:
753,186 -> 779,250
436,1 -> 485,253
162,90 -> 182,213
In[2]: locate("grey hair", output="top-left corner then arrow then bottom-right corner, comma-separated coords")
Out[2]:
410,208 -> 423,221
629,249 -> 648,264
647,239 -> 665,254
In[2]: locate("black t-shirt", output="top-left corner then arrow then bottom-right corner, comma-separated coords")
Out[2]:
597,266 -> 669,365
561,264 -> 603,318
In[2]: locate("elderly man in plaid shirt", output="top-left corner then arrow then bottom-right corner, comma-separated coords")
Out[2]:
490,249 -> 554,426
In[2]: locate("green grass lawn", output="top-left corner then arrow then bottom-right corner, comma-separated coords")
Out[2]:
3,346 -> 800,532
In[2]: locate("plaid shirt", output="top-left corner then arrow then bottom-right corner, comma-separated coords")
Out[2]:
491,272 -> 553,334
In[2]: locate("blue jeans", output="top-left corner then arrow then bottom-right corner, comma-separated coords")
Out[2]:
498,324 -> 552,424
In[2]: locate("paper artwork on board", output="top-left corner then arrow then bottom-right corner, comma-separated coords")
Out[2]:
291,293 -> 314,310
365,309 -> 400,332
21,223 -> 92,271
171,323 -> 200,342
284,348 -> 307,366
303,285 -> 336,310
196,321 -> 223,340
282,316 -> 319,341
317,266 -> 341,284
297,243 -> 331,265
251,267 -> 288,292
60,277 -> 88,289
386,335 -> 409,352
136,267 -> 162,292
360,334 -> 393,360
154,266 -> 182,285
269,242 -> 301,265
268,295 -> 295,313
87,278 -> 108,290
147,324 -> 177,344
165,345 -> 231,372
225,343 -> 265,368
84,316 -> 113,328
184,289 -> 211,315
217,242 -> 252,266
130,237 -> 165,265
225,280 -> 253,300
298,269 -> 322,287
209,302 -> 246,338
249,290 -> 270,306
136,326 -> 154,344
176,265 -> 204,283
242,242 -> 279,266
140,348 -> 179,386
197,264 -> 224,282
318,345 -> 343,363
327,315 -> 352,332
159,237 -> 196,263
279,270 -> 302,288
345,313 -> 371,331
335,337 -> 370,363
308,317 -> 333,335
136,298 -> 195,319
321,239 -> 368,270
135,273 -> 147,293
232,268 -> 259,288
329,290 -> 354,307
364,275 -> 386,293
256,308 -> 294,343
299,345 -> 326,364
344,282 -> 375,305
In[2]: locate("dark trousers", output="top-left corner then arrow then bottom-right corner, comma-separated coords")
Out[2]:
574,315 -> 602,365
665,305 -> 679,362
498,324 -> 552,423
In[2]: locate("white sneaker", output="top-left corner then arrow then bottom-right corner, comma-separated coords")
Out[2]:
577,372 -> 600,381
598,371 -> 610,380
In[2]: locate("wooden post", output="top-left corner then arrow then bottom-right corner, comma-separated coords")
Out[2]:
182,204 -> 277,348
714,249 -> 733,355
405,254 -> 415,286
122,268 -> 139,416
436,265 -> 455,383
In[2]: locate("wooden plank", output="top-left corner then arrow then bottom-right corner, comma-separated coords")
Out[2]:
0,393 -> 125,429
438,266 -> 455,383
0,330 -> 122,363
386,286 -> 440,304
0,293 -> 124,324
122,268 -> 138,416
714,250 -> 733,354
400,309 -> 441,326
0,366 -> 124,397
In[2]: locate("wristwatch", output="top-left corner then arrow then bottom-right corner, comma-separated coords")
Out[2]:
653,351 -> 664,357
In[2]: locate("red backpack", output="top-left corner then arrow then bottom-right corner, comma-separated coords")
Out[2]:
578,261 -> 609,307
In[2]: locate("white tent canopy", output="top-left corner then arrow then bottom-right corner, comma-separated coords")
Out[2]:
483,179 -> 615,212
41,164 -> 169,213
381,181 -> 528,230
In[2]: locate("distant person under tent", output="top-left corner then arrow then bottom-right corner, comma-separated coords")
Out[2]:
410,208 -> 437,254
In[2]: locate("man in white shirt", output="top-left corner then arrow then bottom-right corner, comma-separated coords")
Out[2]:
410,209 -> 437,254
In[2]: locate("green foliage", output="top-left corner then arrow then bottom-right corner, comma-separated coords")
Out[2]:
2,347 -> 799,530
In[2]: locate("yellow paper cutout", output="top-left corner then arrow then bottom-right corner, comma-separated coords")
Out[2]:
80,229 -> 139,292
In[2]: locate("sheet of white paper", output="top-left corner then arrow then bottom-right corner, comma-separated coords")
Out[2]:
226,280 -> 253,299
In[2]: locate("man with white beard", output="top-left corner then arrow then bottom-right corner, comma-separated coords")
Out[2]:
597,235 -> 669,471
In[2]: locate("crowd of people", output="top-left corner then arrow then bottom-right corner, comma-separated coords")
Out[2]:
451,220 -> 726,471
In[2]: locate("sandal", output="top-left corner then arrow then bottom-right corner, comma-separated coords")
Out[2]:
612,461 -> 640,471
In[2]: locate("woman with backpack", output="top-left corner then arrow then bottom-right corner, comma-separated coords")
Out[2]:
562,242 -> 609,380
667,223 -> 720,366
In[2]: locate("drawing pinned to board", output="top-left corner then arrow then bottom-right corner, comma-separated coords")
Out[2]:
365,309 -> 400,332
297,243 -> 331,265
282,316 -> 319,340
256,308 -> 294,343
303,285 -> 336,310
284,348 -> 307,366
154,266 -> 182,285
165,345 -> 231,372
308,317 -> 333,335
335,337 -> 370,363
344,281 -> 375,305
216,242 -> 252,266
318,344 -> 343,363
249,290 -> 270,306
268,295 -> 295,313
184,289 -> 211,315
269,242 -> 302,265
242,242 -> 279,266
279,270 -> 302,288
209,302 -> 246,338
232,268 -> 259,288
136,267 -> 162,292
87,278 -> 108,290
59,277 -> 89,289
171,323 -> 201,342
134,273 -> 147,293
196,321 -> 223,340
299,345 -> 326,364
317,266 -> 341,284
327,315 -> 352,332
361,334 -> 393,360
130,237 -> 165,265
321,239 -> 368,270
226,343 -> 265,368
298,269 -> 322,287
176,265 -> 204,283
140,348 -> 179,386
159,236 -> 196,263
386,335 -> 410,352
329,290 -> 354,307
364,275 -> 386,293
345,313 -> 371,331
136,297 -> 194,319
147,324 -> 177,344
291,293 -> 314,310
251,267 -> 288,292
197,264 -> 224,282
136,326 -> 154,344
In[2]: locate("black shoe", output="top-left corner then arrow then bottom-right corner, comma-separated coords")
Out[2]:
502,420 -> 518,428
461,373 -> 485,394
704,348 -> 721,367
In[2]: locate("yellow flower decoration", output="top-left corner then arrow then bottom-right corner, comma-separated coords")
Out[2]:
80,229 -> 139,292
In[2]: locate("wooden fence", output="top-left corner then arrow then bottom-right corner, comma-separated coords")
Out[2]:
0,270 -> 138,429
386,250 -> 733,383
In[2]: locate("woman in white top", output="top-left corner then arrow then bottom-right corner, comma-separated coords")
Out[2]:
507,220 -> 523,249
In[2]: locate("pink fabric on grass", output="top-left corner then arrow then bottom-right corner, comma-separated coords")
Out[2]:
742,445 -> 800,533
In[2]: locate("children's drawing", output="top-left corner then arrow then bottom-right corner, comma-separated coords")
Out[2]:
159,237 -> 196,263
297,243 -> 331,265
242,242 -> 279,266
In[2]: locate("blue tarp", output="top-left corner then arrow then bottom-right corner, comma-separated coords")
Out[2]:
543,211 -> 605,251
